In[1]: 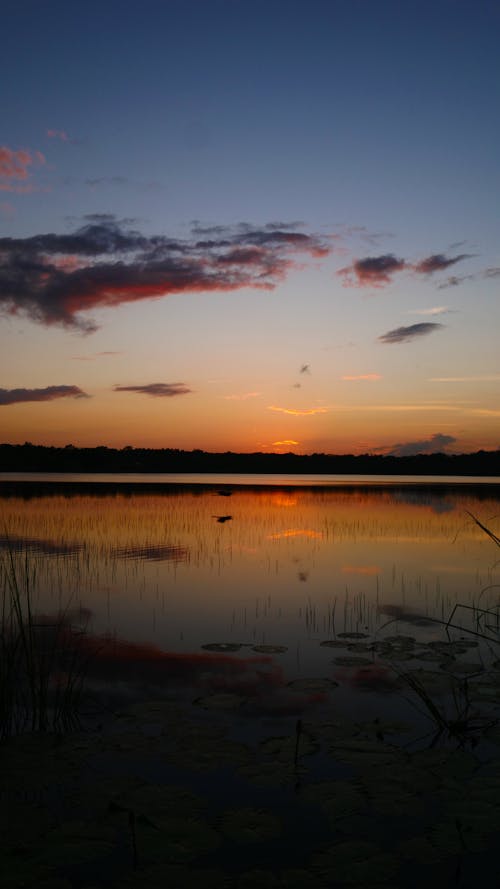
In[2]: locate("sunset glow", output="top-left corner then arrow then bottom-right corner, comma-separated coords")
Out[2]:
1,1 -> 499,456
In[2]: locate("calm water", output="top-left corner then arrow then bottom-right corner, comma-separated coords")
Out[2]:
1,474 -> 500,723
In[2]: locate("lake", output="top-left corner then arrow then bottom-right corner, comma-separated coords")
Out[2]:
1,473 -> 500,729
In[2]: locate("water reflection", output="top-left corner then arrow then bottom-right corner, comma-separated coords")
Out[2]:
0,482 -> 499,684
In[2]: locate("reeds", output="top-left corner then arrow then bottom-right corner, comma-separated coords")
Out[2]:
0,542 -> 89,738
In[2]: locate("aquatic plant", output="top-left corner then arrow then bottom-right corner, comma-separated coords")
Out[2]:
0,540 -> 90,737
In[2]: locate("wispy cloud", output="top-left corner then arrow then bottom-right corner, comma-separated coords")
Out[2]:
113,383 -> 192,398
0,385 -> 89,405
378,322 -> 444,344
0,217 -> 330,333
299,364 -> 311,374
223,392 -> 261,401
47,129 -> 68,141
71,351 -> 123,361
437,275 -> 473,289
413,253 -> 471,274
408,306 -> 451,316
341,373 -> 381,381
268,405 -> 329,416
272,439 -> 299,447
428,375 -> 500,383
0,145 -> 45,193
385,432 -> 457,457
484,267 -> 500,279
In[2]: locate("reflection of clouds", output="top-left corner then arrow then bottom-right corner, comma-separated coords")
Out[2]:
267,529 -> 323,540
112,543 -> 189,562
341,564 -> 380,576
392,491 -> 455,514
0,533 -> 83,557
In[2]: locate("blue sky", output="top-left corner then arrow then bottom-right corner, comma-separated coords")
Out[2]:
1,0 -> 499,454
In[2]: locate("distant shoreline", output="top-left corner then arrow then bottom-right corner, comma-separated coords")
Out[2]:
1,442 -> 499,477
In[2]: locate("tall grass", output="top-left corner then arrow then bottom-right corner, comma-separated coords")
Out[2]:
0,542 -> 89,738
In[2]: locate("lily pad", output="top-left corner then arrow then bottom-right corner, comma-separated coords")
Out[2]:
337,632 -> 370,639
201,642 -> 243,652
320,639 -> 348,648
251,645 -> 288,654
333,655 -> 373,667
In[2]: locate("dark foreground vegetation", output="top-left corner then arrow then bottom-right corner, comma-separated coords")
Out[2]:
1,442 -> 500,475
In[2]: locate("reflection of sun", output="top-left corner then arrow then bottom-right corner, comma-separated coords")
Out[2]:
272,494 -> 298,508
267,529 -> 323,540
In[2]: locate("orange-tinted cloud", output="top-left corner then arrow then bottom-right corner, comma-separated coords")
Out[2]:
341,373 -> 381,381
268,405 -> 329,416
0,218 -> 330,332
0,385 -> 89,405
223,391 -> 261,400
0,145 -> 45,192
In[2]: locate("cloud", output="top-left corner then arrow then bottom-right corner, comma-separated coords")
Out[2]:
0,145 -> 45,193
408,306 -> 451,316
338,250 -> 471,288
0,385 -> 89,405
113,382 -> 192,398
341,373 -> 381,381
413,253 -> 471,274
484,267 -> 500,279
0,218 -> 330,333
338,254 -> 407,287
378,322 -> 444,344
428,375 -> 500,383
299,364 -> 310,374
223,391 -> 261,400
268,405 -> 329,416
385,433 -> 457,457
47,129 -> 68,141
85,176 -> 128,187
272,440 -> 299,447
437,275 -> 473,289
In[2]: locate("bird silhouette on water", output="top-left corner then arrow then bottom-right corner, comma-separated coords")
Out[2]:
212,515 -> 233,523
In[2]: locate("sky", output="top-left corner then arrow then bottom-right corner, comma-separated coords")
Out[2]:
1,0 -> 499,456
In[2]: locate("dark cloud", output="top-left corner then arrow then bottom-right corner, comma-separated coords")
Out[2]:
386,433 -> 457,457
484,267 -> 500,278
437,274 -> 473,289
413,253 -> 471,274
0,385 -> 89,405
378,322 -> 444,344
299,364 -> 310,374
0,218 -> 329,333
338,250 -> 472,288
113,383 -> 192,398
338,254 -> 407,286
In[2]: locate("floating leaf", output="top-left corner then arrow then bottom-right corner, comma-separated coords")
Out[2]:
333,656 -> 373,667
337,632 -> 370,639
251,645 -> 288,654
201,642 -> 243,652
320,639 -> 349,648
